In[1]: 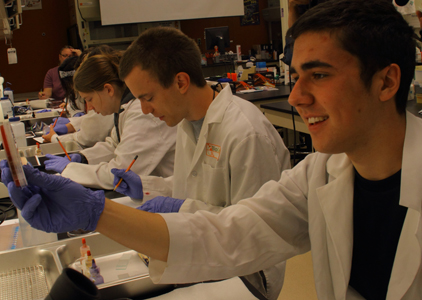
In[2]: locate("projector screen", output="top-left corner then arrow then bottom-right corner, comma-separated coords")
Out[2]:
99,0 -> 245,26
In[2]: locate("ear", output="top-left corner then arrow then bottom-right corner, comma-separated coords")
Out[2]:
378,63 -> 400,103
103,83 -> 115,97
174,72 -> 190,95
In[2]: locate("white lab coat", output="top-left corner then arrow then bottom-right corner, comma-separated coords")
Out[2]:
150,111 -> 422,300
66,95 -> 85,117
50,95 -> 114,148
61,98 -> 177,190
51,110 -> 114,148
142,85 -> 291,299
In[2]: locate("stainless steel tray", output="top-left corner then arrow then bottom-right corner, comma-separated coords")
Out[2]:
0,232 -> 170,300
0,245 -> 61,300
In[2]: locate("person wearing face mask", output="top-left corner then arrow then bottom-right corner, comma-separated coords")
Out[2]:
39,45 -> 81,100
42,50 -> 177,191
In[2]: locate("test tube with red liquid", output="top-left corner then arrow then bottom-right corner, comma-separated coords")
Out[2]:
0,120 -> 28,187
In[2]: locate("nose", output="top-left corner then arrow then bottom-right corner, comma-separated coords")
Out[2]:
288,79 -> 314,108
86,102 -> 95,111
140,100 -> 153,115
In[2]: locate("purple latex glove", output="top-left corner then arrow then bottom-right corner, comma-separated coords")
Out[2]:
73,112 -> 85,117
137,196 -> 184,213
44,153 -> 82,173
111,168 -> 143,200
52,117 -> 70,125
54,124 -> 68,135
0,160 -> 104,233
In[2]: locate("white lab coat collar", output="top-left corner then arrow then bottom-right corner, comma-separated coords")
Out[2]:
178,85 -> 233,174
179,84 -> 232,138
400,111 -> 422,212
202,84 -> 232,125
317,153 -> 354,299
388,111 -> 422,300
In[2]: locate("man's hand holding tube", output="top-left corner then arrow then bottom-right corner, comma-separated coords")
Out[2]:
0,160 -> 105,233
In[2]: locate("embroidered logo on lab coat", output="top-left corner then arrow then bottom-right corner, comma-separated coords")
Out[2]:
206,143 -> 221,160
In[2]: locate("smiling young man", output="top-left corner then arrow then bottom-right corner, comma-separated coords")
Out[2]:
3,1 -> 421,300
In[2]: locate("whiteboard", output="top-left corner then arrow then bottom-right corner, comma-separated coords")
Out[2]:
99,0 -> 245,26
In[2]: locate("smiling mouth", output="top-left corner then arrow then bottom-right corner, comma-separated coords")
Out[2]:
308,116 -> 328,125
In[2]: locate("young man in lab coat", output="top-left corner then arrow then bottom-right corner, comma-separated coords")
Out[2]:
114,27 -> 291,300
2,0 -> 421,299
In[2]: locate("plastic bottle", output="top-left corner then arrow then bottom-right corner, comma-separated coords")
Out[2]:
3,82 -> 14,104
9,117 -> 26,148
1,97 -> 13,118
0,74 -> 4,98
237,66 -> 243,80
256,62 -> 267,73
85,250 -> 93,269
36,142 -> 42,155
80,256 -> 91,278
80,238 -> 91,258
89,259 -> 104,285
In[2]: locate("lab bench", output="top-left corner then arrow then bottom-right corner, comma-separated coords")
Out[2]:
0,189 -> 173,300
235,85 -> 291,111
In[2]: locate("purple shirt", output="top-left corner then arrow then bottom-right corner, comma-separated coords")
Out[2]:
43,66 -> 65,100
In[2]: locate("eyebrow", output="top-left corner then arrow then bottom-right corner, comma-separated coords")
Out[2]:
290,60 -> 334,74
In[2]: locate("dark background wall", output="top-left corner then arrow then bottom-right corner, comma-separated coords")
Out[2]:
0,0 -> 280,95
0,1 -> 72,95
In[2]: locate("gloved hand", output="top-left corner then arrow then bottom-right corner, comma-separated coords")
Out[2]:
111,168 -> 143,199
137,196 -> 184,213
73,112 -> 85,117
44,153 -> 82,173
52,117 -> 70,125
53,124 -> 68,135
0,160 -> 104,233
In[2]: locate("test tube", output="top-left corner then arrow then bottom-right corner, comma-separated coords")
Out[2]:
0,120 -> 28,187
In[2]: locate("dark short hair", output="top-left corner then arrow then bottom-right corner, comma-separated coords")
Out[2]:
290,0 -> 416,114
119,27 -> 206,88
